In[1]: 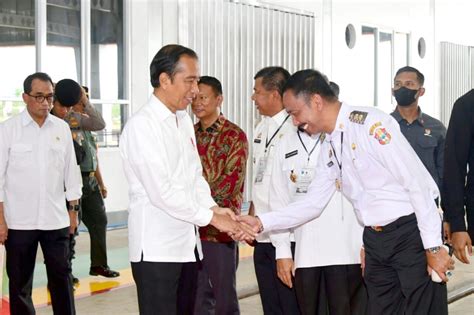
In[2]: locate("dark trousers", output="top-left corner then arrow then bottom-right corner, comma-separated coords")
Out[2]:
81,175 -> 108,267
5,228 -> 75,315
131,252 -> 199,315
295,264 -> 367,315
363,214 -> 448,315
254,242 -> 300,315
194,241 -> 239,315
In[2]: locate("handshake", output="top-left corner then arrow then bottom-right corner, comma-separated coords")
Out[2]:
210,206 -> 264,242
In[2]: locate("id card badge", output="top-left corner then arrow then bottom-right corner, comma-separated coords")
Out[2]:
295,167 -> 315,194
255,156 -> 268,184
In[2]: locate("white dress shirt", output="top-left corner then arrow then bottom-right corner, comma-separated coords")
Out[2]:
120,94 -> 216,263
0,110 -> 82,230
260,103 -> 442,249
269,130 -> 363,268
252,109 -> 296,242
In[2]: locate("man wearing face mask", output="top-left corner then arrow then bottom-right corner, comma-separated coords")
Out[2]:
390,66 -> 446,206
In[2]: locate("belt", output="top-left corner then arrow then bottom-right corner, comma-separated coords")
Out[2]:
82,171 -> 95,177
366,213 -> 416,233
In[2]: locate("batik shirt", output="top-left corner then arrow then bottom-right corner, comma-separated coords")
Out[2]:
195,115 -> 249,242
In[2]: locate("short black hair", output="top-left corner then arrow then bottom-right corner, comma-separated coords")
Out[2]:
283,69 -> 336,101
254,66 -> 290,97
198,76 -> 222,96
395,66 -> 425,86
23,72 -> 53,94
150,44 -> 198,88
329,81 -> 340,97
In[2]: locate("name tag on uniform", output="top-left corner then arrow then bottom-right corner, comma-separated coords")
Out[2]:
285,150 -> 298,159
295,167 -> 315,194
254,139 -> 261,143
327,161 -> 334,167
255,156 -> 268,184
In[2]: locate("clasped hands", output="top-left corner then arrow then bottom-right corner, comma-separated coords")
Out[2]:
210,207 -> 264,242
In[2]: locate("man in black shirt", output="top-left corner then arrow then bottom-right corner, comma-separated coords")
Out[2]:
443,89 -> 474,264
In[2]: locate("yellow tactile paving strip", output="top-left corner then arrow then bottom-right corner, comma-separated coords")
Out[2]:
29,244 -> 255,308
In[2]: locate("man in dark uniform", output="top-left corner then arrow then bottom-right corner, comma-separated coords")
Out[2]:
53,79 -> 119,278
390,66 -> 448,312
443,89 -> 474,264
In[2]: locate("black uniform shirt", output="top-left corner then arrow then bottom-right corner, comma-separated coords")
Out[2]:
391,108 -> 446,191
443,89 -> 474,236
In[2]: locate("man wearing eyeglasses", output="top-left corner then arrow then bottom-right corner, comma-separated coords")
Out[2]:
0,72 -> 82,315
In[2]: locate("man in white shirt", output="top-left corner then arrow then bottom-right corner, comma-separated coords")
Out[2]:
250,66 -> 300,315
119,44 -> 253,315
0,72 -> 82,315
241,69 -> 454,314
270,126 -> 367,313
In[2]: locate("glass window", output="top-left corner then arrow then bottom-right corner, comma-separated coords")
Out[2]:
0,0 -> 36,102
394,32 -> 409,71
90,0 -> 124,100
45,0 -> 81,81
377,31 -> 393,112
359,26 -> 376,107
95,102 -> 128,147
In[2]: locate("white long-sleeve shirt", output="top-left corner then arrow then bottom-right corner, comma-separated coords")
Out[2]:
260,103 -> 442,249
119,94 -> 216,263
269,130 -> 363,268
252,109 -> 296,242
0,110 -> 82,230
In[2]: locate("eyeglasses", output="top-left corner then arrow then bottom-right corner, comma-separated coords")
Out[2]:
26,93 -> 54,103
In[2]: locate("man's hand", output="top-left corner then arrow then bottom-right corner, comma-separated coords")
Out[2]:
443,222 -> 451,244
360,246 -> 365,277
210,213 -> 255,242
451,231 -> 473,264
0,221 -> 8,245
237,215 -> 262,234
211,206 -> 237,220
276,258 -> 294,288
68,211 -> 79,235
426,246 -> 455,282
100,186 -> 108,199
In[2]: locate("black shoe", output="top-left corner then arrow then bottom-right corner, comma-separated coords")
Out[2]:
89,266 -> 120,278
72,275 -> 80,285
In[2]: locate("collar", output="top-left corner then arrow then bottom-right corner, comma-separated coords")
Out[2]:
148,93 -> 183,122
21,108 -> 52,127
392,107 -> 425,126
269,109 -> 288,126
195,114 -> 226,133
332,102 -> 350,135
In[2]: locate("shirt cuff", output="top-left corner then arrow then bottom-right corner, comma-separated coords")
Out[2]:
194,207 -> 214,227
275,243 -> 292,259
420,232 -> 443,249
65,188 -> 82,202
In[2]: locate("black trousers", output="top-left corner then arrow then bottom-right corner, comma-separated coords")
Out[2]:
5,228 -> 75,315
254,242 -> 300,315
295,264 -> 367,315
81,175 -> 108,267
131,251 -> 199,315
194,241 -> 239,315
363,214 -> 448,315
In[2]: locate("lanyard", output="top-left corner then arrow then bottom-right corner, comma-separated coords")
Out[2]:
265,115 -> 290,151
297,130 -> 321,162
329,132 -> 344,172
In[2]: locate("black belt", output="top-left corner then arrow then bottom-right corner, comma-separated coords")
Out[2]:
82,171 -> 95,177
365,213 -> 416,233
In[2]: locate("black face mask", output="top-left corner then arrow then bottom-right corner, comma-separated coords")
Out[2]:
394,87 -> 419,106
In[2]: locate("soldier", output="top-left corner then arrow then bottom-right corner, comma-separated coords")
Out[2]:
53,79 -> 119,279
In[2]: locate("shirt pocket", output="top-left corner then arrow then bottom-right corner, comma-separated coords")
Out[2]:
416,133 -> 437,162
9,144 -> 33,167
49,143 -> 65,170
282,159 -> 297,192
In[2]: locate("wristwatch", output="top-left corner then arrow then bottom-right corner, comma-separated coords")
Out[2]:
68,204 -> 80,212
426,246 -> 441,254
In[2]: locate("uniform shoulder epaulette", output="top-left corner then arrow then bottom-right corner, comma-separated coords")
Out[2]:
348,110 -> 368,125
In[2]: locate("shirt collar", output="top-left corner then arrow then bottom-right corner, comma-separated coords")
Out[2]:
269,109 -> 288,126
391,106 -> 425,126
332,102 -> 350,134
21,108 -> 53,127
148,93 -> 178,122
195,114 -> 226,133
